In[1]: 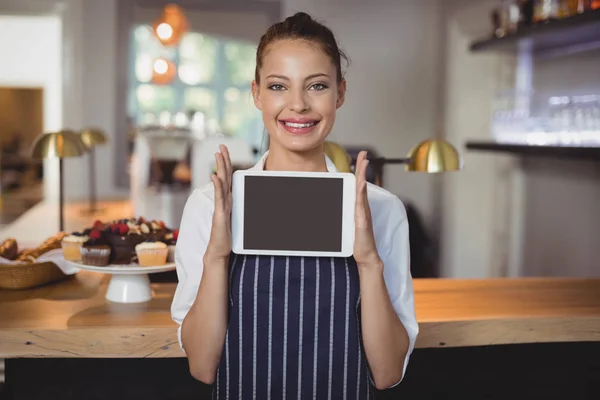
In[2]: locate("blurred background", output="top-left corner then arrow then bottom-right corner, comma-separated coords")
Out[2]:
1,0 -> 599,280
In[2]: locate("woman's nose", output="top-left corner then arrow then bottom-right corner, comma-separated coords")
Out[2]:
288,90 -> 309,113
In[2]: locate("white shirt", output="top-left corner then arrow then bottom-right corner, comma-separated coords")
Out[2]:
171,151 -> 419,384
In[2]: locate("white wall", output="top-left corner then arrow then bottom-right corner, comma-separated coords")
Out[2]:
520,49 -> 600,278
0,15 -> 62,203
440,0 -> 600,278
282,0 -> 444,235
0,0 -> 129,204
439,0 -> 507,278
60,0 -> 129,202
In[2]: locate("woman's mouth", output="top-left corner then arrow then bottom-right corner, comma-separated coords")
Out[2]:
279,119 -> 320,135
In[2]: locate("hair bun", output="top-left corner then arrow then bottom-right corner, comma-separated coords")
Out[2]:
288,12 -> 313,22
285,12 -> 316,30
255,11 -> 349,83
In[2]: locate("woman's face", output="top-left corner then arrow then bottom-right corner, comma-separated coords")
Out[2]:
252,39 -> 346,154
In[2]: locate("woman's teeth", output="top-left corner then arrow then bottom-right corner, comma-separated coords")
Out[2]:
283,121 -> 316,128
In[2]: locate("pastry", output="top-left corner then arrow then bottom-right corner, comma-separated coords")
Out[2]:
17,232 -> 67,262
61,232 -> 89,261
135,241 -> 168,266
81,244 -> 111,266
0,238 -> 18,260
80,230 -> 111,266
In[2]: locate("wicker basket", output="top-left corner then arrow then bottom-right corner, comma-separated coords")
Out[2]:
0,261 -> 69,290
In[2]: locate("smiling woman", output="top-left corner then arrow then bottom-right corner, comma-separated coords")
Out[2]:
172,11 -> 418,400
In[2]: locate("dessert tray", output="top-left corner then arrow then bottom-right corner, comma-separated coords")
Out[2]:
68,261 -> 175,303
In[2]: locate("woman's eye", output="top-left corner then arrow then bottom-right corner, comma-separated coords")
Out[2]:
310,83 -> 328,91
268,84 -> 285,91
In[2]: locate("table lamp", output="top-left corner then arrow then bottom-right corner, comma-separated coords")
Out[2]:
350,139 -> 462,186
353,139 -> 463,172
79,128 -> 108,215
31,130 -> 87,231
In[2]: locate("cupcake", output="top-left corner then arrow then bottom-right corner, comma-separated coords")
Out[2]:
61,232 -> 89,261
80,230 -> 111,266
162,229 -> 178,262
135,241 -> 168,267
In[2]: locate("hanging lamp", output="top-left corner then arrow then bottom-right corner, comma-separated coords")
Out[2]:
152,4 -> 188,47
152,57 -> 176,85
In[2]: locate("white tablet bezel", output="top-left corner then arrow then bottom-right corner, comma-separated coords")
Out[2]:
231,169 -> 355,257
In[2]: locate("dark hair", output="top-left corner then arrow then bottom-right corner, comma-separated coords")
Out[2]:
255,12 -> 349,84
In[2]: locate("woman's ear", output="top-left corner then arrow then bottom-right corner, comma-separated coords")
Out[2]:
252,80 -> 262,110
336,79 -> 347,109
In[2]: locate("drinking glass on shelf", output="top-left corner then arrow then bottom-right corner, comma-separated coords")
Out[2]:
174,112 -> 189,128
159,111 -> 171,127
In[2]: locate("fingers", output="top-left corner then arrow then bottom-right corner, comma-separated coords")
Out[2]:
215,151 -> 227,190
355,151 -> 367,207
211,173 -> 223,208
362,161 -> 371,220
213,150 -> 229,210
354,151 -> 372,223
219,145 -> 233,190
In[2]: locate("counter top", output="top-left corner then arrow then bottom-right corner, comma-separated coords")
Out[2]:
1,272 -> 599,358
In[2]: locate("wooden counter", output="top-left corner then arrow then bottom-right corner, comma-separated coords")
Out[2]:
1,271 -> 599,359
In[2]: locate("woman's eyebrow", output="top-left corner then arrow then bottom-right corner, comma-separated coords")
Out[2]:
305,73 -> 330,80
265,73 -> 330,81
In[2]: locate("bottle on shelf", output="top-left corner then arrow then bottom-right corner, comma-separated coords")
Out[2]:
558,0 -> 580,17
491,2 -> 510,37
577,0 -> 592,13
550,0 -> 562,19
533,0 -> 554,22
507,1 -> 522,33
519,0 -> 535,27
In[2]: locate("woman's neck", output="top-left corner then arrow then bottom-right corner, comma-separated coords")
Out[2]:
264,143 -> 328,172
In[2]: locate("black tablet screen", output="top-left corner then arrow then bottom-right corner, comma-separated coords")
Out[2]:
243,175 -> 344,252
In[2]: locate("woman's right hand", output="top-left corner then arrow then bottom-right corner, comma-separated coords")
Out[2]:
205,144 -> 233,263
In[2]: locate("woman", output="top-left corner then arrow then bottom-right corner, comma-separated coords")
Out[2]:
171,12 -> 418,399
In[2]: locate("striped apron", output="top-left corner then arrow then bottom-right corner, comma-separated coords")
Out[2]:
214,254 -> 374,400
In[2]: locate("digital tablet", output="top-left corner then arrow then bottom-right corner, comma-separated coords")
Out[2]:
231,170 -> 356,257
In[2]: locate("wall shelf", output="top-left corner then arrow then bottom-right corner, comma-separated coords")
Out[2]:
469,9 -> 600,57
465,141 -> 600,160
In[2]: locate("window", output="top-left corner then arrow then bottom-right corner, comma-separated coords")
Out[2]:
128,25 -> 263,149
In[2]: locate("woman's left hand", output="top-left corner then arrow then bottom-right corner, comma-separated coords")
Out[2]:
353,151 -> 383,269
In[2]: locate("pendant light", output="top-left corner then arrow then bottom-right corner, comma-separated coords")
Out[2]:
152,57 -> 176,85
152,4 -> 188,47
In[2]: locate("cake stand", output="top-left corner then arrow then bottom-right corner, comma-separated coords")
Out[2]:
68,261 -> 176,303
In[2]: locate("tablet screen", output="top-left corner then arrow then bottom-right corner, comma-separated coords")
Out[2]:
243,175 -> 344,252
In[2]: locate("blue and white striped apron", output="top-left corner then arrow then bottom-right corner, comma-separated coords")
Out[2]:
214,254 -> 374,399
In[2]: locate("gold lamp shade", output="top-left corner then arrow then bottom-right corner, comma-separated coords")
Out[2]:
31,130 -> 88,159
405,139 -> 462,173
324,141 -> 352,173
80,128 -> 108,148
30,130 -> 88,232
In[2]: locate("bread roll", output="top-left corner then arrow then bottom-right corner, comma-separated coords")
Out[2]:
0,238 -> 18,260
16,232 -> 68,262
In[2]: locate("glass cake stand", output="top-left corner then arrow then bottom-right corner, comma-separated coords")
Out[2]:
68,261 -> 176,303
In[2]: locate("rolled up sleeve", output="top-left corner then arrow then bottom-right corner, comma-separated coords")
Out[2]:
171,187 -> 213,352
380,197 -> 419,387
